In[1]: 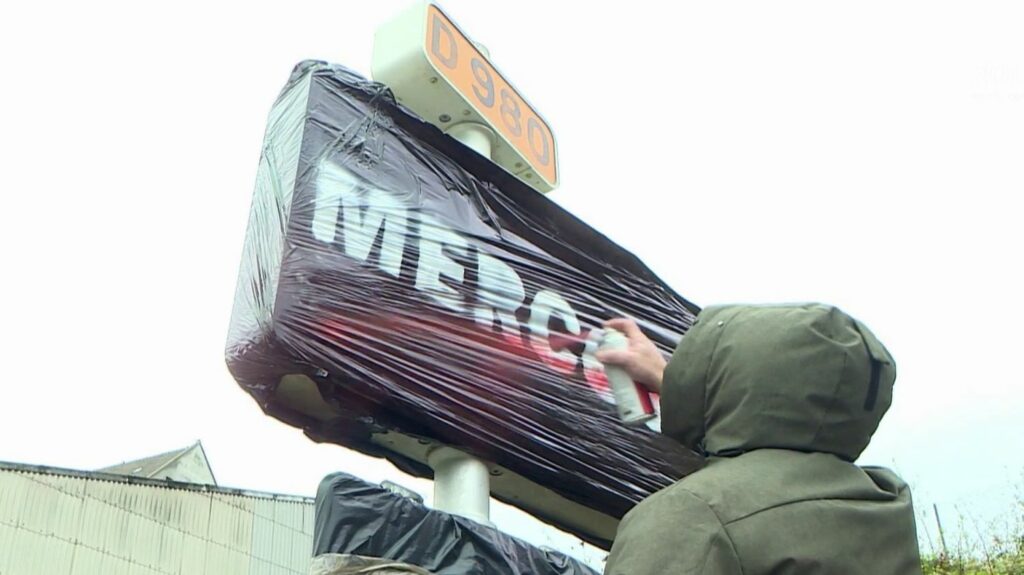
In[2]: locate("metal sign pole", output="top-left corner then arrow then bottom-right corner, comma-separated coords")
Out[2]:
426,121 -> 495,526
446,123 -> 494,159
427,445 -> 492,525
372,0 -> 560,528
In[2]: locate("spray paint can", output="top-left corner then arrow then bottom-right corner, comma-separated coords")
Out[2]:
600,328 -> 656,426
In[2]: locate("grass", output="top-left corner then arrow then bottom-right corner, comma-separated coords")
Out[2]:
921,481 -> 1023,575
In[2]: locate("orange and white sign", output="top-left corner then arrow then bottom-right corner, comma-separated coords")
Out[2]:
423,6 -> 557,188
373,2 -> 559,192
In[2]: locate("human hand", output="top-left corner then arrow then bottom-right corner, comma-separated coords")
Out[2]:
595,318 -> 667,394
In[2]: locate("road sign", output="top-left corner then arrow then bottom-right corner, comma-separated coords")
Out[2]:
227,62 -> 702,548
373,2 -> 558,192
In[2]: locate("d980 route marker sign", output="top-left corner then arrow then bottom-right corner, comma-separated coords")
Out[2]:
373,2 -> 559,192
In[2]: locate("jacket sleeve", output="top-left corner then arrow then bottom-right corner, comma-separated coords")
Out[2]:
604,488 -> 743,575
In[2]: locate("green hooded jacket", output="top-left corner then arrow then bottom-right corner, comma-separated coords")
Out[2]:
605,304 -> 922,574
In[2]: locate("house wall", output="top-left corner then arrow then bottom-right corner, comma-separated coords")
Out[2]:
0,464 -> 314,575
160,447 -> 216,485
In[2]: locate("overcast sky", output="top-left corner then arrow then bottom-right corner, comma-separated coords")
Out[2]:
1,0 -> 1021,568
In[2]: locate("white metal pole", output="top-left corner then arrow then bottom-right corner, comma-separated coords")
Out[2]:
446,123 -> 494,159
426,121 -> 496,527
427,446 -> 492,526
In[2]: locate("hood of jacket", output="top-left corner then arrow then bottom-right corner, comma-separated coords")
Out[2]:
660,303 -> 896,460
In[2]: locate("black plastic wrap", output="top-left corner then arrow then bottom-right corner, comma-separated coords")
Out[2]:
311,555 -> 431,575
226,61 -> 703,547
314,473 -> 599,575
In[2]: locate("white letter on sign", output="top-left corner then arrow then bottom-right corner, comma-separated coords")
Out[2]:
312,162 -> 354,244
474,252 -> 525,339
430,12 -> 458,69
416,213 -> 469,312
528,290 -> 581,370
313,162 -> 408,278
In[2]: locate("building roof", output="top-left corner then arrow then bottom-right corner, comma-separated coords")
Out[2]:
0,459 -> 313,504
99,440 -> 217,485
0,459 -> 314,574
100,444 -> 191,477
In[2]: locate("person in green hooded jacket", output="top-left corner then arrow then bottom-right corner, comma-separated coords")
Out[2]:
598,304 -> 922,574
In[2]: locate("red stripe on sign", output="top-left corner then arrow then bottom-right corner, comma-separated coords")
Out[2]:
635,383 -> 656,415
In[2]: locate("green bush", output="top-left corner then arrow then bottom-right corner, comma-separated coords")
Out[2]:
921,485 -> 1023,575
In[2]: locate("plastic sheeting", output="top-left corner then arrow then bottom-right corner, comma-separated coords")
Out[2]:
226,61 -> 703,547
313,473 -> 598,575
311,554 -> 432,575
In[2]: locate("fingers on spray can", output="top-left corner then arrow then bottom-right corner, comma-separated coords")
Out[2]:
600,328 -> 656,426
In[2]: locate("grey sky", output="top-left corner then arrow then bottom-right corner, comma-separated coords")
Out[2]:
1,0 -> 1021,568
